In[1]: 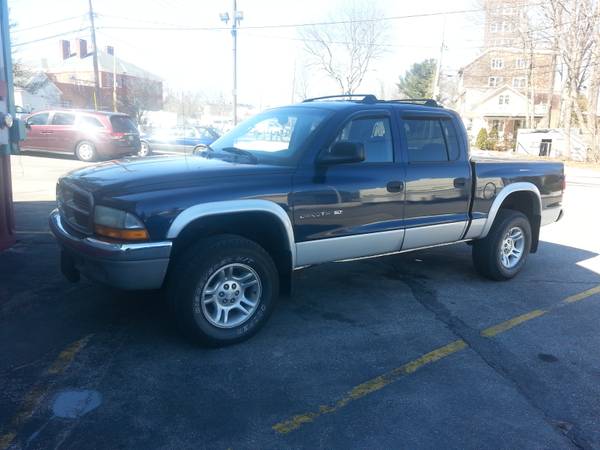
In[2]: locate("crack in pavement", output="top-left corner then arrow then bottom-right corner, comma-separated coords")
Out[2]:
390,267 -> 592,449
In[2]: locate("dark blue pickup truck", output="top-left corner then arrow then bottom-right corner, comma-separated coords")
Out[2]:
50,95 -> 564,346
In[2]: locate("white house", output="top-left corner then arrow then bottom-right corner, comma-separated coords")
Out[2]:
459,84 -> 547,145
13,73 -> 62,112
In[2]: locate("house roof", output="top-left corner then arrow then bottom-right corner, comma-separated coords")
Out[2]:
46,50 -> 161,81
472,84 -> 527,108
459,47 -> 554,74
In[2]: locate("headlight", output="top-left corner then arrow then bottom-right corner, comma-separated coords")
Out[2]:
93,206 -> 149,241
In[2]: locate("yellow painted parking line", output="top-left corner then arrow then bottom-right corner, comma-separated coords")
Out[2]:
480,309 -> 547,338
273,340 -> 467,434
0,335 -> 93,450
46,335 -> 93,375
273,284 -> 600,435
562,284 -> 600,304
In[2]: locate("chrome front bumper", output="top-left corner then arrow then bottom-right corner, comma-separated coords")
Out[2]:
49,209 -> 172,290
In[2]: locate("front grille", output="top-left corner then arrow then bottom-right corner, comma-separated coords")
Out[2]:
57,181 -> 94,234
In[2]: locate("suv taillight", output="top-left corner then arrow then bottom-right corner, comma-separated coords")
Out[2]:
110,132 -> 125,139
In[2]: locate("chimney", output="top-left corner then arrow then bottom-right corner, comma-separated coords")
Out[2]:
60,40 -> 71,60
106,45 -> 114,56
77,39 -> 88,58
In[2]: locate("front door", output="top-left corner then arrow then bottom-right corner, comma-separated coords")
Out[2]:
292,112 -> 406,266
21,112 -> 50,150
399,114 -> 472,250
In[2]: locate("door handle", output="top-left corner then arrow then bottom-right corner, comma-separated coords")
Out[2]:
453,178 -> 467,188
40,131 -> 53,134
387,181 -> 404,193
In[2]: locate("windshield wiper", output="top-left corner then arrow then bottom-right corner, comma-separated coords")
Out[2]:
220,147 -> 259,163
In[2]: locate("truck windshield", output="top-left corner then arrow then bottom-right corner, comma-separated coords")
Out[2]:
207,107 -> 330,165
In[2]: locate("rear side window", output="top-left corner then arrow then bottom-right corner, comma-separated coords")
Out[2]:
27,113 -> 49,125
404,118 -> 460,162
80,115 -> 104,128
110,115 -> 138,133
52,112 -> 75,125
332,117 -> 394,163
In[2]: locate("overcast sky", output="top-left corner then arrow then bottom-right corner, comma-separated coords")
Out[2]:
9,0 -> 486,108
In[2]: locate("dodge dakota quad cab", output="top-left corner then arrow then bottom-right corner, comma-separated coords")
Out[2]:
49,95 -> 564,346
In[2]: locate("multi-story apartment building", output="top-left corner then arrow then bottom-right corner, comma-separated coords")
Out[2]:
457,0 -> 557,147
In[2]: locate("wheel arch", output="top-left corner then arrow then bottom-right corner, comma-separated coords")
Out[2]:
167,200 -> 296,294
480,182 -> 542,252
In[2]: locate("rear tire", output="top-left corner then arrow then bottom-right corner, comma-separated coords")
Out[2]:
167,235 -> 279,346
75,141 -> 97,162
138,141 -> 151,157
472,209 -> 532,281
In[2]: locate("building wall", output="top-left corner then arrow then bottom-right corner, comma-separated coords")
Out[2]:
461,51 -> 554,93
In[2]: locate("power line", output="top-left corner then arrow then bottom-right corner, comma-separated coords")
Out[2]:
11,14 -> 87,33
96,5 -> 530,32
12,27 -> 90,47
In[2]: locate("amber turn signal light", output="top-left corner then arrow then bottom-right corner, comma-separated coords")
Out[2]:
94,224 -> 149,241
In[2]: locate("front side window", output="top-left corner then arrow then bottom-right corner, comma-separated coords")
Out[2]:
209,107 -> 330,165
27,113 -> 49,125
404,118 -> 458,163
328,116 -> 394,163
52,113 -> 76,125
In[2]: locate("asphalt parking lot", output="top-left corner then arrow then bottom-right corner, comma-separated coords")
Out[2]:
1,153 -> 600,449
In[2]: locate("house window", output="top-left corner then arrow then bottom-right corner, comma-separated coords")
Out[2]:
502,22 -> 512,32
516,58 -> 527,69
489,76 -> 502,87
491,58 -> 504,69
490,22 -> 499,33
513,77 -> 527,88
499,95 -> 510,105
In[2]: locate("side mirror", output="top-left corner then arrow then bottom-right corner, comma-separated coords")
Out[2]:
318,141 -> 365,165
25,122 -> 31,129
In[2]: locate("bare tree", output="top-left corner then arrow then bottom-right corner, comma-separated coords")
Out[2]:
299,1 -> 387,95
540,0 -> 599,159
119,79 -> 163,126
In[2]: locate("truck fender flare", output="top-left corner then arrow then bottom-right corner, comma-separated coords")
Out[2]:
166,199 -> 296,267
479,182 -> 542,239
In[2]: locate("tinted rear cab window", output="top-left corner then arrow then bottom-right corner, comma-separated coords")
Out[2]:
110,115 -> 138,133
404,118 -> 461,162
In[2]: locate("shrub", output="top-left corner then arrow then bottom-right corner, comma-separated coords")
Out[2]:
475,128 -> 488,149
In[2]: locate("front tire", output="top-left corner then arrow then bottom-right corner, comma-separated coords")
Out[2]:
472,209 -> 532,280
75,141 -> 97,162
167,235 -> 279,346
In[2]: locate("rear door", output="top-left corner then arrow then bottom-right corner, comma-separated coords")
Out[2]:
399,113 -> 472,250
47,111 -> 78,153
21,112 -> 50,150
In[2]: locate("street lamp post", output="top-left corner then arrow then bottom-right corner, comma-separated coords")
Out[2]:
220,1 -> 243,126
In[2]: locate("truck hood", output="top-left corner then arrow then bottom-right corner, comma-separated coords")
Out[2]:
61,155 -> 292,195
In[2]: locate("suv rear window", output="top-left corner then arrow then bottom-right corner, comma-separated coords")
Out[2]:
110,115 -> 138,133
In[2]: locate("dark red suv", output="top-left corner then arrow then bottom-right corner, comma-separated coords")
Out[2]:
22,109 -> 141,161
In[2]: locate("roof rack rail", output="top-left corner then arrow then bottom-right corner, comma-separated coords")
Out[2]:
302,94 -> 378,104
389,98 -> 440,107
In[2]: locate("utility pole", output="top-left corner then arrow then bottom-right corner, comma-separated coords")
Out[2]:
112,48 -> 117,112
88,0 -> 100,110
220,1 -> 243,126
432,14 -> 446,100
